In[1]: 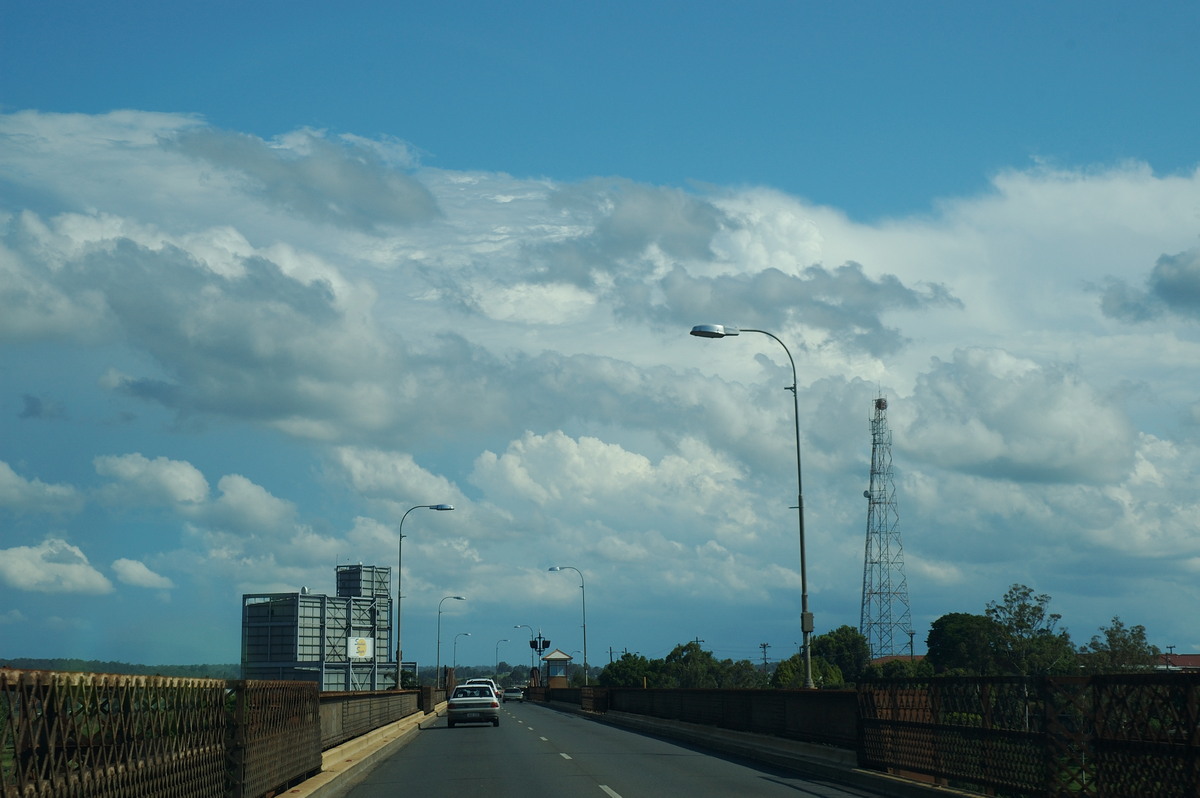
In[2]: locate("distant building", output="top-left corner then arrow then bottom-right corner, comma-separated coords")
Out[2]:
241,564 -> 394,690
1159,653 -> 1200,672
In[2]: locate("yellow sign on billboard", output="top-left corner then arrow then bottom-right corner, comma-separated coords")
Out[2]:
347,637 -> 374,659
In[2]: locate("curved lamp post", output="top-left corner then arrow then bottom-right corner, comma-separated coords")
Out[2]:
436,595 -> 466,688
548,566 -> 588,686
514,624 -> 535,675
396,503 -> 454,688
495,638 -> 509,677
454,632 -> 471,673
690,324 -> 815,688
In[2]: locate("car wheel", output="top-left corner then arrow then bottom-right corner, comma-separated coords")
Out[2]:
493,718 -> 500,726
447,720 -> 455,728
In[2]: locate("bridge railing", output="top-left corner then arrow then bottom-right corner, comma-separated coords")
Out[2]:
539,686 -> 858,748
0,669 -> 436,798
537,673 -> 1200,797
859,673 -> 1200,798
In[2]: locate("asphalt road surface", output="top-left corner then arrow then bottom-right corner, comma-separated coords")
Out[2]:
343,700 -> 891,798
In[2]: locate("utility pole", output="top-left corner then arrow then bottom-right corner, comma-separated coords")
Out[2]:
759,642 -> 771,672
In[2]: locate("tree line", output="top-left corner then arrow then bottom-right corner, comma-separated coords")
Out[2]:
1,658 -> 241,679
596,583 -> 1163,689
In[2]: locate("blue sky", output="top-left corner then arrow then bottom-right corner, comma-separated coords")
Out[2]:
2,3 -> 1199,670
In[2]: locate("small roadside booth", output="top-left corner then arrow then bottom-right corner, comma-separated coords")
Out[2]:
541,649 -> 573,688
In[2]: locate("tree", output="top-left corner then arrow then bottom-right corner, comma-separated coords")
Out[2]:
926,613 -> 1003,675
722,658 -> 769,689
598,652 -> 653,687
1079,616 -> 1160,674
771,653 -> 843,688
861,657 -> 934,679
811,626 -> 871,683
986,584 -> 1076,676
660,641 -> 723,688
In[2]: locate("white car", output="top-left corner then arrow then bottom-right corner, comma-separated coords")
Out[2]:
463,678 -> 501,699
447,684 -> 500,727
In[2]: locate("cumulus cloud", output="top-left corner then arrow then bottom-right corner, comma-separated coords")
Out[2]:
904,349 -> 1136,484
0,538 -> 112,593
203,474 -> 296,533
171,127 -> 440,231
94,453 -> 209,506
1102,248 -> 1200,323
5,110 -> 1200,660
112,558 -> 175,589
0,460 -> 82,514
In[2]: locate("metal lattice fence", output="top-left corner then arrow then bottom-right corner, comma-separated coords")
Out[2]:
858,673 -> 1200,798
1,670 -> 322,798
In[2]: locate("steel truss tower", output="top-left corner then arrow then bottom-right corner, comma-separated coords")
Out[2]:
860,396 -> 913,659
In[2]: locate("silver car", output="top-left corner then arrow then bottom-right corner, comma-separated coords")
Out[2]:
446,684 -> 500,727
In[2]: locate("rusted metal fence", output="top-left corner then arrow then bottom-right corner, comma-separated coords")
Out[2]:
858,673 -> 1200,798
545,686 -> 859,748
0,669 -> 406,798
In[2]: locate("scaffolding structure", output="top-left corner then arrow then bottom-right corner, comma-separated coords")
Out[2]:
241,564 -> 394,690
860,396 -> 913,659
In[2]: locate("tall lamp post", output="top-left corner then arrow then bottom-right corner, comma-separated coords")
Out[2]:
690,324 -> 815,688
548,566 -> 588,686
436,595 -> 466,688
396,503 -> 455,688
514,624 -> 535,676
453,632 -> 471,673
495,638 -> 509,677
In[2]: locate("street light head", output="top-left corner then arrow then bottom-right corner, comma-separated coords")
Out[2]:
451,595 -> 466,601
690,324 -> 739,338
548,566 -> 562,572
431,504 -> 454,511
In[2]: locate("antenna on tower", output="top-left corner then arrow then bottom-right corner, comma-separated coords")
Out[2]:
860,395 -> 913,659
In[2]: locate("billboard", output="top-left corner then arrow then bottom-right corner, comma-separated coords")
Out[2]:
347,636 -> 375,659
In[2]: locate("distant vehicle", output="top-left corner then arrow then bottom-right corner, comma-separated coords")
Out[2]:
463,678 -> 500,698
447,684 -> 500,727
502,687 -> 524,703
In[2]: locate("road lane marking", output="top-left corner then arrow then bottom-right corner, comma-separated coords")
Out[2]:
539,736 -> 548,741
559,753 -> 572,760
599,787 -> 621,798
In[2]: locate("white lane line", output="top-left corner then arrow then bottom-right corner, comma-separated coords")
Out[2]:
599,786 -> 622,798
539,736 -> 549,741
559,753 -> 573,760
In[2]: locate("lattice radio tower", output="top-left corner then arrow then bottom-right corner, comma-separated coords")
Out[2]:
859,396 -> 913,659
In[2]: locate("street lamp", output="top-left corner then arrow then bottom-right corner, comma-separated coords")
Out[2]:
495,639 -> 509,677
436,595 -> 466,688
514,624 -> 535,675
690,323 -> 815,688
396,503 -> 455,688
548,566 -> 588,686
454,632 -> 471,673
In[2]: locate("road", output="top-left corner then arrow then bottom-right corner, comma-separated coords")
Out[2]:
343,700 -> 891,798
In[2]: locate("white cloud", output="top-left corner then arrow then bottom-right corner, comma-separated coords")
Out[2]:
0,461 -> 82,514
94,453 -> 209,505
5,109 -> 1200,661
904,348 -> 1136,484
0,539 -> 113,594
204,474 -> 296,533
111,558 -> 175,589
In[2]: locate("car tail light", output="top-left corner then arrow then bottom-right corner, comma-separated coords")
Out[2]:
491,701 -> 499,708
